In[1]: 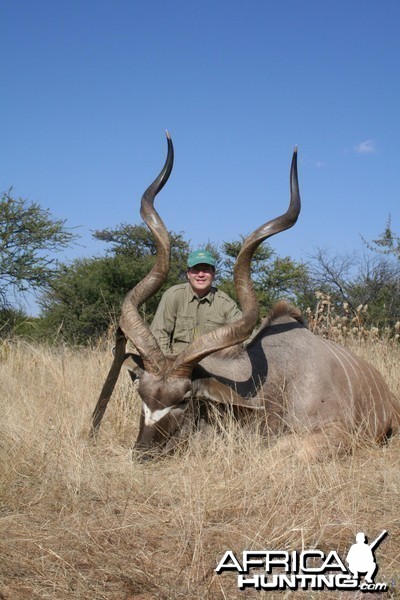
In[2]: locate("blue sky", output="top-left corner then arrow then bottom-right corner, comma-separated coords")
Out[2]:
2,0 -> 399,295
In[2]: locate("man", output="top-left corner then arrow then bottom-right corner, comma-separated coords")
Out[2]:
150,249 -> 242,354
346,532 -> 382,584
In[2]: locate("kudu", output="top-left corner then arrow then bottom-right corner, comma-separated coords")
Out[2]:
91,133 -> 399,460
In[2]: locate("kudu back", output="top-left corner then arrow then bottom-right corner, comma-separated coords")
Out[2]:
91,133 -> 399,460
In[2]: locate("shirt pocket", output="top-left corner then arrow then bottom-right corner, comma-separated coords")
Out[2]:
203,317 -> 226,334
174,315 -> 195,344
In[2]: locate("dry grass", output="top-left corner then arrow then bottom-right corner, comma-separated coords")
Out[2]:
1,335 -> 400,599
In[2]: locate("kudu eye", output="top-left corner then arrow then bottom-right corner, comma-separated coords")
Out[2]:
176,390 -> 192,410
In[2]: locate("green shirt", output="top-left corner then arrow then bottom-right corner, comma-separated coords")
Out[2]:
150,282 -> 242,354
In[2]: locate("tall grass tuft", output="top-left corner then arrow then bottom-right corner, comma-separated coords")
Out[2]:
1,326 -> 399,599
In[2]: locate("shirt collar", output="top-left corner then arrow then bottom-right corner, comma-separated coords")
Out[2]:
188,283 -> 216,304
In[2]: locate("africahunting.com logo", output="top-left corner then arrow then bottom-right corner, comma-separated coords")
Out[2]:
215,530 -> 388,592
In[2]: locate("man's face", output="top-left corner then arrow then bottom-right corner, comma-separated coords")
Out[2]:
187,263 -> 215,297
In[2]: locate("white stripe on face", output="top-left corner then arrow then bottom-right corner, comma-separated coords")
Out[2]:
143,403 -> 173,426
142,403 -> 188,427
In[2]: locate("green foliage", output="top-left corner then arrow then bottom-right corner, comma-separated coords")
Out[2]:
41,225 -> 190,344
41,256 -> 126,343
309,246 -> 400,329
42,227 -> 312,343
93,224 -> 158,258
349,259 -> 400,328
218,238 -> 310,317
0,190 -> 77,307
0,307 -> 30,338
354,218 -> 400,326
362,216 -> 400,260
93,223 -> 189,295
36,214 -> 400,344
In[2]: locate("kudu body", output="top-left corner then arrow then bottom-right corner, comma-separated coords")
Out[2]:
91,134 -> 399,459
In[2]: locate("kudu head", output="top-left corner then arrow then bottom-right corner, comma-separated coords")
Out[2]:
92,133 -> 300,459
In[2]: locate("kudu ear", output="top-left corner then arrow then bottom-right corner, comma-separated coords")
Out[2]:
122,353 -> 145,380
192,378 -> 264,410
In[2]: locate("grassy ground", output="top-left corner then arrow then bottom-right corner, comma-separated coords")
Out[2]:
1,336 -> 399,599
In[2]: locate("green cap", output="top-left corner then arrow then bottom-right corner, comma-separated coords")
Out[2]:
187,249 -> 216,268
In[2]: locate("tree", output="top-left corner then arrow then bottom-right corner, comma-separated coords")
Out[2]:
0,190 -> 77,307
218,239 -> 310,317
41,256 -> 133,343
0,306 -> 30,338
92,223 -> 189,285
347,252 -> 400,328
40,225 -> 190,344
40,221 -> 315,344
307,248 -> 357,308
309,246 -> 400,329
357,218 -> 400,326
362,216 -> 400,260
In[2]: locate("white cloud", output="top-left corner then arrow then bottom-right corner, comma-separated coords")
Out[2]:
301,158 -> 327,168
353,140 -> 376,154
